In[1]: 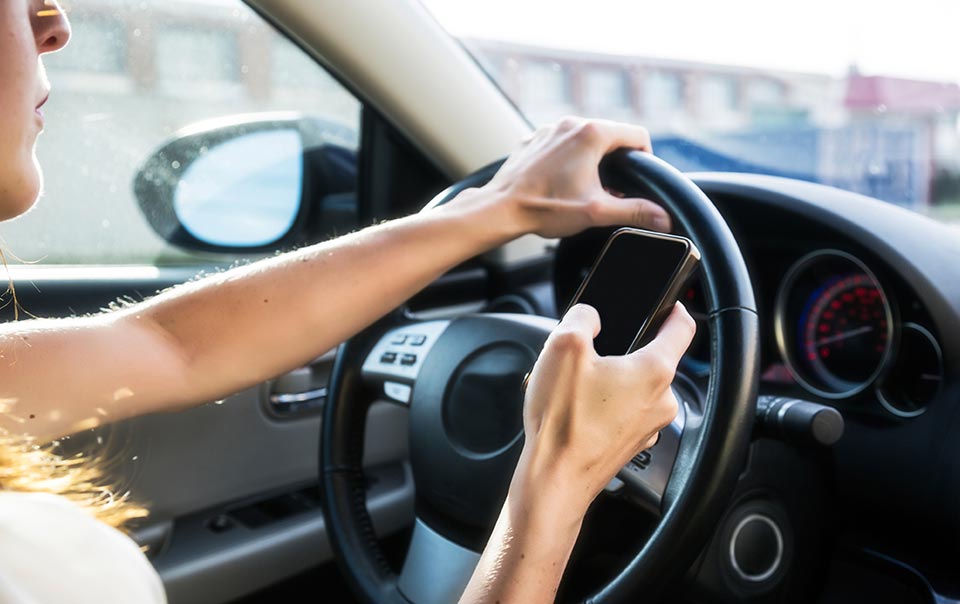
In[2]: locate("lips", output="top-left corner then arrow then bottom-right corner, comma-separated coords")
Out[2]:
35,93 -> 50,117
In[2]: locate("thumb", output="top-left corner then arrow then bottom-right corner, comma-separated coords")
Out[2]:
633,303 -> 697,367
590,192 -> 672,232
558,303 -> 602,340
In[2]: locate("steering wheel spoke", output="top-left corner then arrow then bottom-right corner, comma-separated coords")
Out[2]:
397,518 -> 481,604
360,320 -> 451,405
615,393 -> 690,513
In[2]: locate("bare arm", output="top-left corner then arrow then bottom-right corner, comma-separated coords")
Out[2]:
0,118 -> 667,443
0,196 -> 514,440
460,303 -> 696,604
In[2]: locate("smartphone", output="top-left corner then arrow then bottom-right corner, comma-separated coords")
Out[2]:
566,228 -> 700,356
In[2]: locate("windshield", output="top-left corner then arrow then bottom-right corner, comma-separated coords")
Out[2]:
421,0 -> 960,225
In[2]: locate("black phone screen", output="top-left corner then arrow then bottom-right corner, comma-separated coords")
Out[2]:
574,231 -> 690,356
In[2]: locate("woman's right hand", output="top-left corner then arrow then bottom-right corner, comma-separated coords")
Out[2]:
517,302 -> 696,513
458,302 -> 696,604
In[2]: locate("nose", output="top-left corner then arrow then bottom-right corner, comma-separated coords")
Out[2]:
33,0 -> 72,54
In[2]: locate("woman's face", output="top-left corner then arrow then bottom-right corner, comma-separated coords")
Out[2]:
0,0 -> 70,221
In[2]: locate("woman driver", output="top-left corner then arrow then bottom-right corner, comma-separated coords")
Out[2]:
0,1 -> 695,602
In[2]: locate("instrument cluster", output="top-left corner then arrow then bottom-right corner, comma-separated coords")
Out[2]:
552,229 -> 945,419
773,250 -> 943,417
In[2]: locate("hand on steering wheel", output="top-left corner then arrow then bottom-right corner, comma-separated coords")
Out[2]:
444,118 -> 671,239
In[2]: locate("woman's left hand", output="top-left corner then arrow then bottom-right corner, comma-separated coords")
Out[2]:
483,117 -> 671,238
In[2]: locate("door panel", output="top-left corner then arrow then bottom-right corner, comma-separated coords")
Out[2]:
141,399 -> 412,604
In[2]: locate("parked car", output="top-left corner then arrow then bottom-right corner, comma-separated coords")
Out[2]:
2,1 -> 958,603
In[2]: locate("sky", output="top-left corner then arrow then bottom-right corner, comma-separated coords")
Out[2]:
419,0 -> 960,83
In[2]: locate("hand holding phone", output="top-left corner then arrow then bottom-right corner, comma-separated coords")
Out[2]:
566,228 -> 700,356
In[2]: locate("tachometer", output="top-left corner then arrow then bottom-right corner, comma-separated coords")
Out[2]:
775,251 -> 894,399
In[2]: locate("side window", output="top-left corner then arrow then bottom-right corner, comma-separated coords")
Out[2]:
0,0 -> 360,265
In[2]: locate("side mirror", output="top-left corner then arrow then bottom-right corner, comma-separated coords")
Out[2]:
134,113 -> 357,253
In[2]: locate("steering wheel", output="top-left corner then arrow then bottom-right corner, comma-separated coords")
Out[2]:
320,149 -> 759,604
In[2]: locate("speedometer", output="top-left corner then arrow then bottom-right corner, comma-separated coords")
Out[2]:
775,251 -> 894,399
800,274 -> 889,389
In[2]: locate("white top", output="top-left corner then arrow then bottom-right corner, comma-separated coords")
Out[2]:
0,491 -> 166,603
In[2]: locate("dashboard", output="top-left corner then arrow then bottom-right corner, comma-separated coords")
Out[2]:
551,172 -> 960,597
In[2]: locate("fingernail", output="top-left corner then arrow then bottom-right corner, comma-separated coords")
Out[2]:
652,213 -> 671,232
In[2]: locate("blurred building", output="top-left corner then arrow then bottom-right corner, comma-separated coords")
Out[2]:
466,39 -> 960,208
464,39 -> 846,133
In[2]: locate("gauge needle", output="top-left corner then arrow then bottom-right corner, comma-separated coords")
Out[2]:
815,325 -> 875,347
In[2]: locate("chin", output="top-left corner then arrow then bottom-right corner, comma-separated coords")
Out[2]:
0,156 -> 43,222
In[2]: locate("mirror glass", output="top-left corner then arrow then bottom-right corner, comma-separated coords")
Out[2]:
174,129 -> 303,247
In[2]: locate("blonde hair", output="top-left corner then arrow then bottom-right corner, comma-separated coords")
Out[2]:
0,436 -> 148,531
1,251 -> 146,531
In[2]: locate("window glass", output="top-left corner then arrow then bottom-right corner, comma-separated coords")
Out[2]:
697,74 -> 740,129
584,68 -> 630,112
426,0 -> 960,222
643,71 -> 684,119
46,17 -> 126,74
1,0 -> 361,265
273,41 -> 332,89
699,75 -> 737,114
524,61 -> 572,107
475,55 -> 503,84
156,26 -> 238,87
271,42 -> 359,132
747,78 -> 786,108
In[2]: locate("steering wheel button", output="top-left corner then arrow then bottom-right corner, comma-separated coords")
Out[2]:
400,353 -> 417,366
390,335 -> 408,345
409,335 -> 427,346
384,381 -> 412,404
380,351 -> 397,364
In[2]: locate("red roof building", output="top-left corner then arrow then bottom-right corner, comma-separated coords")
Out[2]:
845,75 -> 960,114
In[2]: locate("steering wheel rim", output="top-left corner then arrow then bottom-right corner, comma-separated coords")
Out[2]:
321,149 -> 760,603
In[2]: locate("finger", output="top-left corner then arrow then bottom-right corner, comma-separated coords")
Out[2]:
634,303 -> 696,365
558,303 -> 602,340
641,432 -> 660,451
593,120 -> 653,155
589,193 -> 671,232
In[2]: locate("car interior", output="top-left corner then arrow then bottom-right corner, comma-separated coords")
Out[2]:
2,0 -> 957,603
